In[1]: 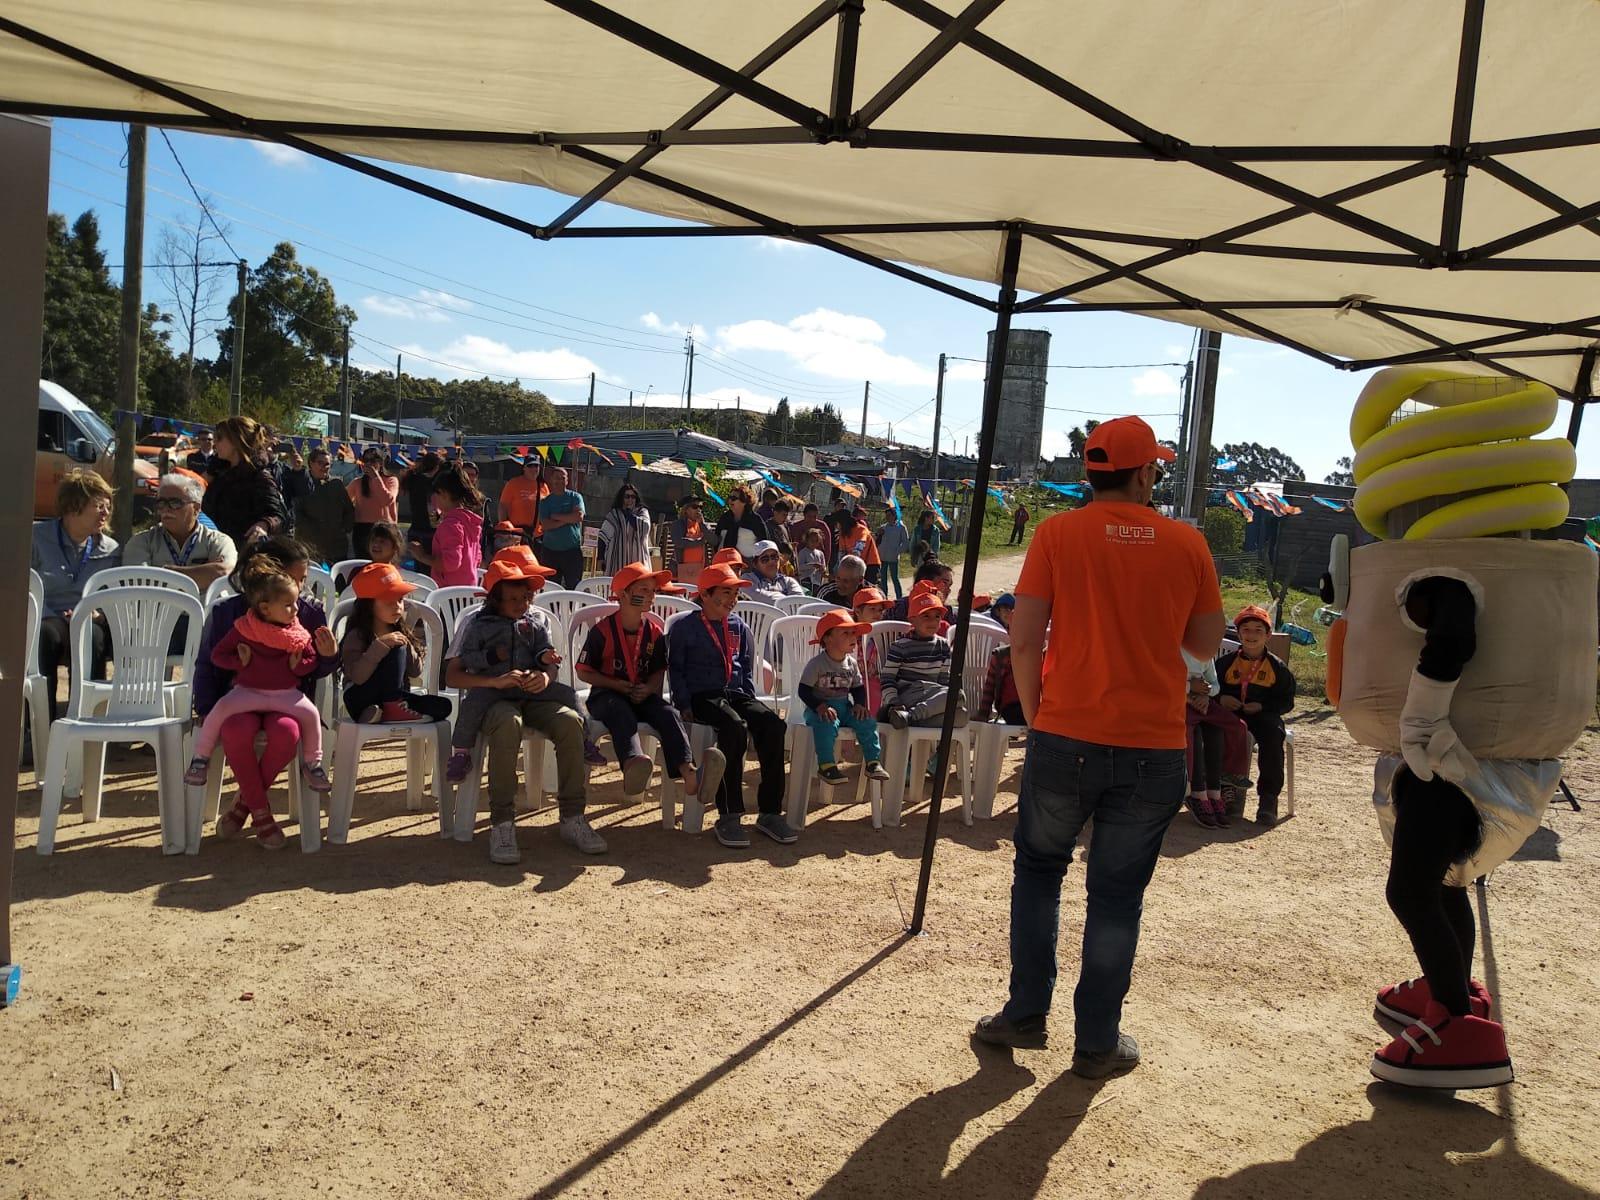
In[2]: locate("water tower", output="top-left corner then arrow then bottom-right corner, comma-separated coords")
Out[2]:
986,327 -> 1050,476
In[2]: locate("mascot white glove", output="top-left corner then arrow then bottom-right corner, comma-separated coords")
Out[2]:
1398,670 -> 1478,784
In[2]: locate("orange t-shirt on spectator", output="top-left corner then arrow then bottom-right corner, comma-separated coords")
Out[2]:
841,521 -> 881,566
499,475 -> 548,532
1017,501 -> 1221,750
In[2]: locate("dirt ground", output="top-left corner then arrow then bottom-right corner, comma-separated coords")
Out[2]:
3,699 -> 1598,1200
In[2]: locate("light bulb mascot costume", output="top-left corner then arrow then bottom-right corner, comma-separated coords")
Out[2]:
1323,366 -> 1595,1089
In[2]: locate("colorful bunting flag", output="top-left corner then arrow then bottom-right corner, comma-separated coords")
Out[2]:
1227,491 -> 1255,522
1311,496 -> 1348,511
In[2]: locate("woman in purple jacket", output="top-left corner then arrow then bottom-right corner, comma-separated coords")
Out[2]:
193,536 -> 339,847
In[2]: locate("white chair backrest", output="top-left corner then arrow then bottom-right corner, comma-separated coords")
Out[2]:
567,602 -> 621,683
966,613 -> 1006,633
83,565 -> 200,599
398,568 -> 435,595
28,570 -> 44,672
651,593 -> 697,624
769,614 -> 821,713
203,574 -> 238,611
735,599 -> 781,664
331,558 -> 370,593
406,600 -> 447,697
575,575 -> 613,597
70,587 -> 203,720
427,585 -> 486,642
958,623 -> 1011,705
798,600 -> 836,615
861,619 -> 910,684
329,595 -> 357,642
532,589 -> 604,632
774,594 -> 816,615
303,565 -> 336,611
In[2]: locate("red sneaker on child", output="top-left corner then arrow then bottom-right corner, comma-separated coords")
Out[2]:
380,700 -> 429,723
1375,976 -> 1492,1024
1370,1003 -> 1512,1089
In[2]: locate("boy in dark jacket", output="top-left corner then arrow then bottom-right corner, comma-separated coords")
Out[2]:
1215,604 -> 1297,826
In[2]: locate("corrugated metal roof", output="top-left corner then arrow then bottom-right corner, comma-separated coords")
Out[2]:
458,427 -> 801,474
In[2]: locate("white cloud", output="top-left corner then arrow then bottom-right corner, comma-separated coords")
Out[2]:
755,237 -> 814,254
417,288 -> 472,312
640,312 -> 707,340
252,141 -> 311,169
360,294 -> 450,323
451,172 -> 511,187
944,359 -> 987,382
696,386 -> 782,413
713,307 -> 936,387
1131,367 -> 1182,397
402,335 -> 614,391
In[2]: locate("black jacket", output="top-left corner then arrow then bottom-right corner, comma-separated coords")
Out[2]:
202,461 -> 288,549
714,507 -> 768,551
295,476 -> 355,565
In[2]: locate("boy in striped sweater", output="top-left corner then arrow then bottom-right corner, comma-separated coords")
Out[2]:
880,590 -> 968,729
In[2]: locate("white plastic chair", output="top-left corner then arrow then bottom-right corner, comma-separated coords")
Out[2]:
531,590 -> 603,687
398,567 -> 435,595
653,610 -> 720,834
575,575 -> 613,596
966,613 -> 1006,633
966,626 -> 1025,820
735,598 -> 782,702
650,593 -> 697,623
331,558 -> 370,593
425,584 -> 486,694
879,618 -> 975,828
37,587 -> 203,856
798,600 -> 837,615
303,564 -> 336,611
200,734 -> 309,849
203,573 -> 238,612
21,590 -> 50,779
326,599 -> 454,847
774,594 -> 816,616
83,565 -> 201,601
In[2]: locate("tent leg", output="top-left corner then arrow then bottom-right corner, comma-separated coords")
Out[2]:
0,115 -> 49,997
909,223 -> 1023,935
1565,346 -> 1596,451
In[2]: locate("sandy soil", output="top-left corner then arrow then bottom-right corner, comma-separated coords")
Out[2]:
3,700 -> 1598,1200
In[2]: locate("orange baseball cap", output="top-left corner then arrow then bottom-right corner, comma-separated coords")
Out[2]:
483,559 -> 541,594
351,562 -> 418,602
910,578 -> 943,599
1084,415 -> 1177,471
1234,604 -> 1273,631
850,586 -> 888,610
695,563 -> 752,594
908,591 -> 944,618
491,544 -> 557,578
812,609 -> 873,645
711,546 -> 745,566
611,561 -> 673,598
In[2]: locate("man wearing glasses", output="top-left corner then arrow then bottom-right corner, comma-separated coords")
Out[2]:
975,416 -> 1224,1081
741,539 -> 804,605
124,472 -> 237,589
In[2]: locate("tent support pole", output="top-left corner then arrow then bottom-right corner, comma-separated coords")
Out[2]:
1439,0 -> 1485,258
909,222 -> 1023,935
0,114 -> 49,999
1566,346 -> 1597,451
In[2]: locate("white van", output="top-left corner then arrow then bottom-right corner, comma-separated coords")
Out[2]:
35,379 -> 158,518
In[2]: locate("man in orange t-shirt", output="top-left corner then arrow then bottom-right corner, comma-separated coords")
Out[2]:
498,455 -> 548,539
975,415 -> 1224,1079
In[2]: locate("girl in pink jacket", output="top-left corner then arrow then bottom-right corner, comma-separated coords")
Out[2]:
428,472 -> 484,588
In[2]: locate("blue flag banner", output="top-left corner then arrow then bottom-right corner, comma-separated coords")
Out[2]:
1311,495 -> 1348,511
1038,481 -> 1088,497
928,496 -> 952,530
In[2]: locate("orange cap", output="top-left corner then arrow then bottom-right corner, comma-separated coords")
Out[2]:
850,586 -> 888,610
483,559 -> 541,594
1234,604 -> 1273,631
695,563 -> 752,594
1084,415 -> 1177,471
812,609 -> 873,645
711,546 -> 745,566
491,544 -> 557,578
351,562 -> 418,602
611,561 -> 673,598
908,591 -> 944,619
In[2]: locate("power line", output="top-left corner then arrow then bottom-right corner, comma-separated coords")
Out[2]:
156,128 -> 242,261
945,355 -> 1189,370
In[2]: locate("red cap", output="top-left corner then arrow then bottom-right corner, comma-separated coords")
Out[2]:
695,563 -> 752,594
1234,604 -> 1273,631
908,591 -> 944,619
812,609 -> 873,645
351,562 -> 417,602
611,561 -> 673,598
1084,415 -> 1176,471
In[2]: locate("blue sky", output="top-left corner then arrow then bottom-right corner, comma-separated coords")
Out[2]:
44,120 -> 1600,484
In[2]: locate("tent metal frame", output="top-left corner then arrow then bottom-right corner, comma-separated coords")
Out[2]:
3,0 -> 1597,937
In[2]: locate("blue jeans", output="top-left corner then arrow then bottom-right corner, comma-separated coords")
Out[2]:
804,700 -> 882,765
883,559 -> 903,599
1003,730 -> 1186,1052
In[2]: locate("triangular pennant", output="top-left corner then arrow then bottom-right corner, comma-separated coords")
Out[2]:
550,444 -> 564,464
535,445 -> 549,460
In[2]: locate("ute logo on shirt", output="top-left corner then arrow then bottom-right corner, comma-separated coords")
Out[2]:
1104,522 -> 1157,543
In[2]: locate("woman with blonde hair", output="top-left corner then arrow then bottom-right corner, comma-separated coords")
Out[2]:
200,415 -> 287,549
30,469 -> 121,722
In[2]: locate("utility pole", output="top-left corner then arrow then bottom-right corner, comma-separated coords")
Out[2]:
628,389 -> 633,408
1183,329 -> 1223,519
393,353 -> 402,443
860,380 -> 870,443
683,335 -> 695,410
931,352 -> 946,490
735,393 -> 742,442
228,257 -> 247,415
338,324 -> 351,440
112,123 -> 146,545
587,371 -> 595,425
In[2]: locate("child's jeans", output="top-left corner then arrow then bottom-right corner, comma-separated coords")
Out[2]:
805,699 -> 882,765
195,686 -> 322,762
588,688 -> 693,777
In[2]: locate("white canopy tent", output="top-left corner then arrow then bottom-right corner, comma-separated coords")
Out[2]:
2,0 -> 1598,960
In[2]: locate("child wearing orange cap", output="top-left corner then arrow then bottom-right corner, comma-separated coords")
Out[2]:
576,563 -> 726,801
880,591 -> 966,730
667,562 -> 797,849
1215,604 -> 1297,825
849,586 -> 891,713
339,562 -> 454,726
799,610 -> 892,786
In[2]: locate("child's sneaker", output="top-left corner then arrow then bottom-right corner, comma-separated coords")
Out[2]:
488,820 -> 521,864
559,814 -> 608,855
1186,795 -> 1217,828
864,760 -> 890,782
818,763 -> 848,786
379,700 -> 428,723
183,756 -> 210,786
886,707 -> 910,730
358,705 -> 382,724
445,750 -> 472,784
1370,1006 -> 1513,1089
301,761 -> 333,793
622,755 -> 654,795
256,826 -> 287,850
755,813 -> 799,844
1375,976 -> 1493,1024
1206,794 -> 1232,828
214,806 -> 246,840
584,740 -> 607,766
715,814 -> 750,849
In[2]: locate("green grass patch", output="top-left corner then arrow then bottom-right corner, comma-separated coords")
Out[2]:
1219,576 -> 1330,706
